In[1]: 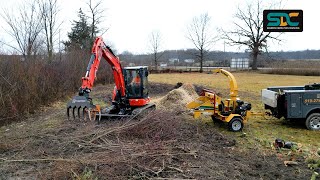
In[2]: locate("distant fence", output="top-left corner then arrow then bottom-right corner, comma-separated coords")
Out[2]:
149,66 -> 231,73
230,58 -> 249,70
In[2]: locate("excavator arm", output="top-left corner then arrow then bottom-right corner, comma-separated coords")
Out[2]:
67,37 -> 127,120
79,37 -> 126,98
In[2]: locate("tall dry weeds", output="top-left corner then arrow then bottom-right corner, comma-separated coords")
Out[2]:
0,52 -> 113,125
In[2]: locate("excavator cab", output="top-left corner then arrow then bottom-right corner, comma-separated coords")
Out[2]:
123,66 -> 149,99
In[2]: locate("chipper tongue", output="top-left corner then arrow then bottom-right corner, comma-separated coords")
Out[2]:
67,96 -> 101,121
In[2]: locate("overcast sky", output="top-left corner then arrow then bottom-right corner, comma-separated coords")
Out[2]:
0,0 -> 319,54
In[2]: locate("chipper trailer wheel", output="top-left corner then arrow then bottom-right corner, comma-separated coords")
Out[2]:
305,113 -> 320,130
228,117 -> 243,132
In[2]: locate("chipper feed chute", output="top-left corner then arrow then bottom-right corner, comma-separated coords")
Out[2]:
187,92 -> 221,118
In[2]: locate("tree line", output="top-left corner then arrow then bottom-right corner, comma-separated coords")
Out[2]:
0,0 -> 106,62
148,0 -> 288,72
0,0 -> 301,72
118,49 -> 320,67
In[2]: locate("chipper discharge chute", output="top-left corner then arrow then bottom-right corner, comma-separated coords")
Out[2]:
187,69 -> 252,132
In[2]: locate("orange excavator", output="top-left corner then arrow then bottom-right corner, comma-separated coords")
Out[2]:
67,37 -> 155,121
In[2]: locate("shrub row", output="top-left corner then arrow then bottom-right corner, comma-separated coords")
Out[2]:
262,68 -> 320,76
0,51 -> 112,125
260,60 -> 320,76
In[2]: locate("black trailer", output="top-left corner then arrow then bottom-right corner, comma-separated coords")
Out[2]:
262,83 -> 320,130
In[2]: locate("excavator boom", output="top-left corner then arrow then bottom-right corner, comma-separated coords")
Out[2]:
80,37 -> 126,98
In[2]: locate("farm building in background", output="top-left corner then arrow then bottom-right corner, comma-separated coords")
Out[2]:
184,59 -> 195,63
230,58 -> 249,70
168,58 -> 179,64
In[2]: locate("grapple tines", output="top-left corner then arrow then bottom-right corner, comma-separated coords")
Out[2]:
67,96 -> 101,121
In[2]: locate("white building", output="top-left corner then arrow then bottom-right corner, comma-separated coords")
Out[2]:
168,58 -> 179,64
184,59 -> 195,63
230,58 -> 249,69
160,63 -> 167,67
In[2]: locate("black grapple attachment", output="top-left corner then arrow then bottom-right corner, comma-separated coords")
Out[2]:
67,96 -> 101,121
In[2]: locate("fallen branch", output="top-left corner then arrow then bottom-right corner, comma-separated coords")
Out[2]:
151,178 -> 196,180
88,116 -> 148,143
167,166 -> 184,173
0,158 -> 80,163
284,161 -> 298,166
131,151 -> 197,158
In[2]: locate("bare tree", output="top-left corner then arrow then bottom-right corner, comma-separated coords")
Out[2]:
39,0 -> 62,63
32,34 -> 46,56
149,30 -> 162,71
86,0 -> 107,41
186,13 -> 216,73
1,0 -> 43,60
221,1 -> 282,70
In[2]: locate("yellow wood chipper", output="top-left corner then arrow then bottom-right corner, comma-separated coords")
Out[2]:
187,69 -> 252,132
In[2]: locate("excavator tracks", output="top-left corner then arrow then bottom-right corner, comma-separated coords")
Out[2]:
67,96 -> 155,122
98,103 -> 156,122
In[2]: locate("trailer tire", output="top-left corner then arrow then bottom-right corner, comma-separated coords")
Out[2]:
228,117 -> 243,132
305,113 -> 320,130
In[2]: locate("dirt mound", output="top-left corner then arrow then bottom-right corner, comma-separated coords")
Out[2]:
156,83 -> 198,112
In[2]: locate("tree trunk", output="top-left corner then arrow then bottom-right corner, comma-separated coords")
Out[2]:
27,40 -> 33,61
49,25 -> 53,63
199,50 -> 203,73
252,47 -> 259,70
154,53 -> 158,71
48,48 -> 53,63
